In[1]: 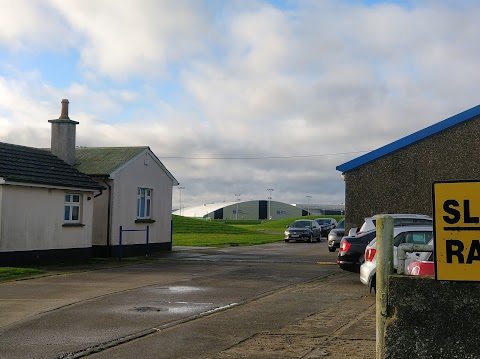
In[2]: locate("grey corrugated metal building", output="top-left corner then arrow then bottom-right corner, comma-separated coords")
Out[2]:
174,200 -> 308,220
336,104 -> 480,232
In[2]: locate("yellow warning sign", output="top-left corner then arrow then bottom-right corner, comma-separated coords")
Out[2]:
433,181 -> 480,281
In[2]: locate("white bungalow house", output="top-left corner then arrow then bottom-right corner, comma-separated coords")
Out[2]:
50,100 -> 179,258
0,141 -> 104,266
0,99 -> 179,266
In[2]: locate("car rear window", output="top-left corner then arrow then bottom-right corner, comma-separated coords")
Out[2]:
372,218 -> 432,227
394,231 -> 433,246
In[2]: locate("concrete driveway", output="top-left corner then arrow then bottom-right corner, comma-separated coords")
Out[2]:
0,242 -> 375,359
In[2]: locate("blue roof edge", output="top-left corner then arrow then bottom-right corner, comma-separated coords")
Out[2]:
336,104 -> 480,173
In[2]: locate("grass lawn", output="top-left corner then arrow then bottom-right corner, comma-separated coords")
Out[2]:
0,267 -> 46,282
215,215 -> 345,235
173,232 -> 282,247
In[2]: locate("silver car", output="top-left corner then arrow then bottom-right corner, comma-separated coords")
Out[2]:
327,218 -> 345,252
359,225 -> 433,293
354,213 -> 433,235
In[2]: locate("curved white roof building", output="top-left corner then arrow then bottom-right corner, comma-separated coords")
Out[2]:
173,200 -> 307,220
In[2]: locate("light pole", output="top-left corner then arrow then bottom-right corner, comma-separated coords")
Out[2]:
306,195 -> 312,216
235,194 -> 241,220
267,188 -> 274,220
178,187 -> 185,216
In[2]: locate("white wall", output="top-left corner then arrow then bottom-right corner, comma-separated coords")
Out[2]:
109,151 -> 174,246
91,179 -> 112,247
0,185 -> 94,252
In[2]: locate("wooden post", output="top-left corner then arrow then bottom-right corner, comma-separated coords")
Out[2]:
376,216 -> 394,359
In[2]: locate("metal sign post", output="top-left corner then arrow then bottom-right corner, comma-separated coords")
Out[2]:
376,215 -> 394,359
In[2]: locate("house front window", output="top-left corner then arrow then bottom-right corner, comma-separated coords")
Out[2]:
64,194 -> 81,223
137,188 -> 152,219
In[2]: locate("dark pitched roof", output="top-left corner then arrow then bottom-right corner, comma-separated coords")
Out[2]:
336,104 -> 480,173
0,142 -> 104,190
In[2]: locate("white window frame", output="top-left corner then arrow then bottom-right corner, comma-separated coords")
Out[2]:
137,188 -> 152,219
64,193 -> 82,223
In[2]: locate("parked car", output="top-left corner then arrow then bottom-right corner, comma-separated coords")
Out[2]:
284,219 -> 322,243
337,214 -> 433,272
353,213 -> 433,235
314,217 -> 338,237
408,258 -> 434,276
337,229 -> 377,272
360,225 -> 433,293
327,218 -> 345,252
407,241 -> 434,276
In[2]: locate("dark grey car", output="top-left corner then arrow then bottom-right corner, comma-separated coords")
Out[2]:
314,217 -> 338,237
284,219 -> 322,242
327,218 -> 345,252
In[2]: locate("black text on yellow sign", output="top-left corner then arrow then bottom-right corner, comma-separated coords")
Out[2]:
433,181 -> 480,281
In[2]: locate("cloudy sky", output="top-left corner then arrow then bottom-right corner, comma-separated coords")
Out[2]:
0,0 -> 479,209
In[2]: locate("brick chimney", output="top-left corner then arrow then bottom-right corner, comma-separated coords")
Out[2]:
48,99 -> 79,166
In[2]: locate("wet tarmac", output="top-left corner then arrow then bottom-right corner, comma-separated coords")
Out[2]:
0,241 -> 375,358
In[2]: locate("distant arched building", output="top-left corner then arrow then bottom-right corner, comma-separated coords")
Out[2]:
173,200 -> 309,220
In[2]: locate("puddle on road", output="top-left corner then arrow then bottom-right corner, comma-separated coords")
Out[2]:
151,285 -> 204,293
134,306 -> 167,313
165,286 -> 202,293
129,301 -> 214,315
120,285 -> 236,316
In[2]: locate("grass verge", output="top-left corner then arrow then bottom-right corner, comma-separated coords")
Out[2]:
173,232 -> 282,247
0,267 -> 47,282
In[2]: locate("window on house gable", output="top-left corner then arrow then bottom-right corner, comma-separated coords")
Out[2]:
64,194 -> 81,223
137,188 -> 152,219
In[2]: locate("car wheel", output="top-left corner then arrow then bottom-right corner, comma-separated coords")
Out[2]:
285,239 -> 289,243
307,235 -> 312,243
328,247 -> 335,252
359,255 -> 365,265
370,274 -> 376,294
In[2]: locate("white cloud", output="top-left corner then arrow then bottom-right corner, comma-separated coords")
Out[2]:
1,0 -> 480,208
0,0 -> 72,51
49,0 -> 214,81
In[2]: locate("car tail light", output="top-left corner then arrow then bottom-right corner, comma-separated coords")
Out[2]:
340,241 -> 351,252
365,248 -> 376,262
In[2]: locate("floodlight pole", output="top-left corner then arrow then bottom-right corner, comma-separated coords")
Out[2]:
306,195 -> 312,216
178,187 -> 185,216
235,194 -> 241,220
267,188 -> 274,220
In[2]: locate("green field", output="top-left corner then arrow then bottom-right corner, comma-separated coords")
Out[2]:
0,267 -> 46,282
172,214 -> 344,247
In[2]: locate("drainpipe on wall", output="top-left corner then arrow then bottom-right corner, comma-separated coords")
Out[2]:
103,180 -> 112,251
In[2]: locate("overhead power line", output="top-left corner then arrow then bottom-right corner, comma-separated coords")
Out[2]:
160,150 -> 369,160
